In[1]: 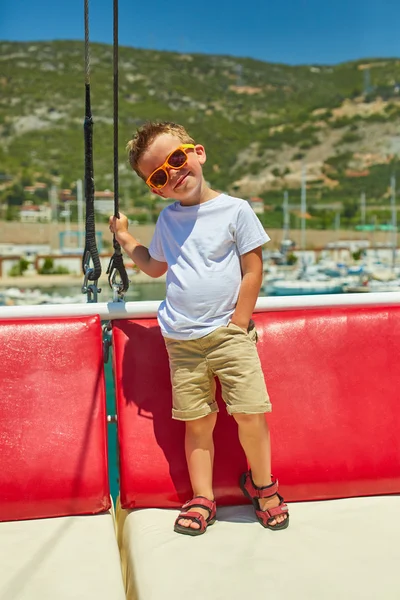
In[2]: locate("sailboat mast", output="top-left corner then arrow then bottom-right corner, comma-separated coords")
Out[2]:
283,190 -> 289,241
391,175 -> 397,270
301,165 -> 306,250
360,192 -> 366,226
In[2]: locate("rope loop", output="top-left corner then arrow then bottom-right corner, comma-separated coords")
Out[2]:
106,237 -> 130,302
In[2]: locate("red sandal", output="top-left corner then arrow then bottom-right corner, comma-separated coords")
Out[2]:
240,471 -> 289,530
174,496 -> 217,537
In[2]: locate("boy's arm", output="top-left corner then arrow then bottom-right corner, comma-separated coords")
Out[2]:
109,214 -> 168,279
230,246 -> 263,331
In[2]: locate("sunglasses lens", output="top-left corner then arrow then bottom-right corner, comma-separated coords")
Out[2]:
168,149 -> 187,168
150,169 -> 168,188
148,147 -> 190,188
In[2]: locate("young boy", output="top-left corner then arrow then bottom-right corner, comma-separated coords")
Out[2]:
109,121 -> 289,536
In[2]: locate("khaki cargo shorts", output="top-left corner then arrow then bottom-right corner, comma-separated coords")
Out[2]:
164,321 -> 271,421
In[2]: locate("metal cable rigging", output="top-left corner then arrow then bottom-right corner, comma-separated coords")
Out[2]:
82,0 -> 129,303
82,0 -> 102,302
106,0 -> 130,301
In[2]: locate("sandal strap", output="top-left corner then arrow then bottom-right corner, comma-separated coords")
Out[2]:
176,510 -> 206,530
181,496 -> 215,515
256,497 -> 289,526
176,510 -> 207,527
257,500 -> 289,520
244,471 -> 279,499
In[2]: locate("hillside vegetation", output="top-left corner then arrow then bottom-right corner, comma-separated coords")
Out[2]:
0,41 -> 399,228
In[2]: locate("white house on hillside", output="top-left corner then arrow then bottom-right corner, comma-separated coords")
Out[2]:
248,197 -> 264,214
19,204 -> 52,223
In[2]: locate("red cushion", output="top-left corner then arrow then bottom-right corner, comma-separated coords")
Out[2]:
113,306 -> 400,508
260,306 -> 400,501
0,316 -> 111,522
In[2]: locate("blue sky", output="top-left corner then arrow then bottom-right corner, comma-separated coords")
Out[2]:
1,0 -> 399,65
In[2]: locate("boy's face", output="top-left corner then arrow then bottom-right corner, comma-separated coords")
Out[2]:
138,133 -> 206,203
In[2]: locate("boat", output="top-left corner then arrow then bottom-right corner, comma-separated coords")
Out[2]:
267,278 -> 345,295
263,261 -> 353,296
1,3 -> 399,598
1,292 -> 400,600
1,287 -> 87,305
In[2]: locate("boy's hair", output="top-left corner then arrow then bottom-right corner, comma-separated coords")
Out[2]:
127,121 -> 195,179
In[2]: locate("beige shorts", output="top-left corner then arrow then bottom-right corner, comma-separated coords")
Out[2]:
164,322 -> 271,421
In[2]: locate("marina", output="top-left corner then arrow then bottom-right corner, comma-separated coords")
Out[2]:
1,225 -> 400,305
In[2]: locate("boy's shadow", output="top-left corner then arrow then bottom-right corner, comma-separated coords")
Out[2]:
119,320 -> 247,506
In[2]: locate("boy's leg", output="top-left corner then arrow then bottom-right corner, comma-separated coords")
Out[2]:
164,336 -> 218,531
177,412 -> 217,530
206,324 -> 287,526
233,413 -> 287,526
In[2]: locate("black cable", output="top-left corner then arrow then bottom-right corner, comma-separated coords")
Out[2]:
113,0 -> 119,219
82,0 -> 102,282
107,0 -> 129,294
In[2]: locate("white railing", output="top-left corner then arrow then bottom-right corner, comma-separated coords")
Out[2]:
0,292 -> 400,320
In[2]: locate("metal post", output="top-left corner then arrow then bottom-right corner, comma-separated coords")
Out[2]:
65,200 -> 71,250
301,165 -> 306,250
360,192 -> 366,226
49,185 -> 58,222
391,175 -> 397,270
336,211 -> 341,243
283,190 -> 289,241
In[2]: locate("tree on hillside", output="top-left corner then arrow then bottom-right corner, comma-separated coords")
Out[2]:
4,183 -> 24,206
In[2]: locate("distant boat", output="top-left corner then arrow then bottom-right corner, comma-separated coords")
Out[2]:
2,287 -> 87,306
267,279 -> 345,296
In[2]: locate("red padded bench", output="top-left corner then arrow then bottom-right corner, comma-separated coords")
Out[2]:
113,306 -> 400,507
113,306 -> 400,600
0,316 -> 125,600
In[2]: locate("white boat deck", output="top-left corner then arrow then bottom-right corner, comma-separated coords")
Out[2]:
118,497 -> 400,600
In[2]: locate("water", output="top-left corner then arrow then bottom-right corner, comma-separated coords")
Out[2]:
43,280 -> 168,303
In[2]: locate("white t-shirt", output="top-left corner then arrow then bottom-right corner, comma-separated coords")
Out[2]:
148,194 -> 270,340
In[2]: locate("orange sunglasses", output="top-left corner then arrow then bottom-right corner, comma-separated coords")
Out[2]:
146,144 -> 195,189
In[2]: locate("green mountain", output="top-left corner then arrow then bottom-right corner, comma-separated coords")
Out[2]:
0,40 -> 399,215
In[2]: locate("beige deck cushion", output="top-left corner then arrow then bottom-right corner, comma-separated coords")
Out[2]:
118,496 -> 400,600
0,512 -> 126,600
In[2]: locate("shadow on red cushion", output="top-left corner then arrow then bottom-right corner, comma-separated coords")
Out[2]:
113,306 -> 400,509
113,319 -> 247,509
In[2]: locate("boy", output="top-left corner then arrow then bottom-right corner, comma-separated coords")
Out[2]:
109,121 -> 289,536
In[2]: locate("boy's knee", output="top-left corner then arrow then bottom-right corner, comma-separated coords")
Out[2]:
233,413 -> 266,427
185,413 -> 217,434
